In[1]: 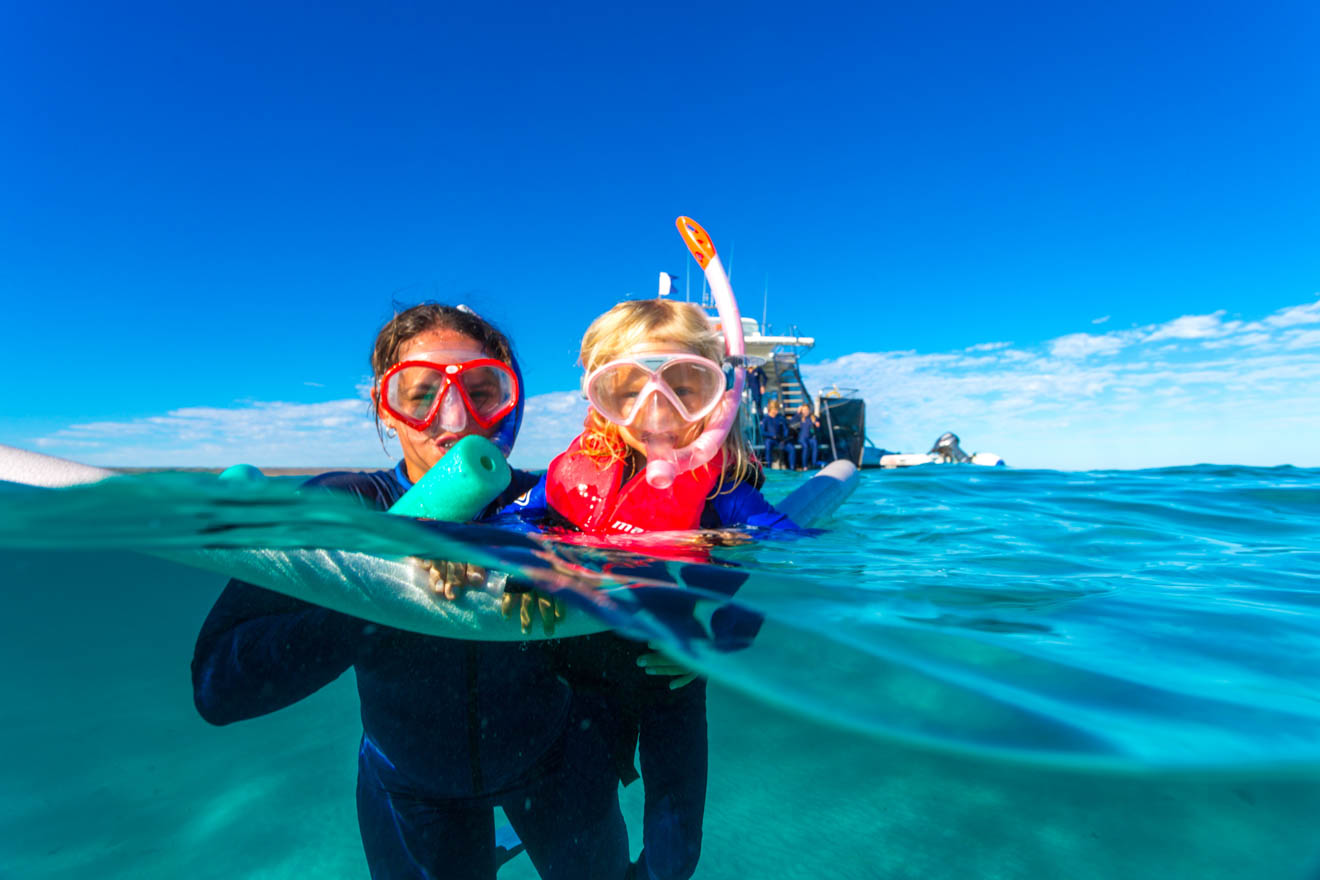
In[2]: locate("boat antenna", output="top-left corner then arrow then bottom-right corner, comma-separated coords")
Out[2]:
762,274 -> 768,332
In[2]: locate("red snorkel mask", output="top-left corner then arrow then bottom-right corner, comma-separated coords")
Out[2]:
378,352 -> 520,434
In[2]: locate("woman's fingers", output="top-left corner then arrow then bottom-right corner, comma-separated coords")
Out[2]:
519,593 -> 533,633
537,595 -> 556,637
637,650 -> 700,688
418,559 -> 489,602
443,561 -> 464,600
493,587 -> 564,635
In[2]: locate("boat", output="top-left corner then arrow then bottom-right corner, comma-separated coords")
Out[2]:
728,322 -> 1005,471
865,432 -> 1005,469
658,270 -> 1002,471
715,309 -> 868,469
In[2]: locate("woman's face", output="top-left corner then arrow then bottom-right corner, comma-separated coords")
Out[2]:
379,328 -> 493,483
610,341 -> 707,460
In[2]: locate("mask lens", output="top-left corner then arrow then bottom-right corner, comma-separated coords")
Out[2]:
387,366 -> 447,423
459,365 -> 516,419
588,363 -> 652,424
658,360 -> 723,419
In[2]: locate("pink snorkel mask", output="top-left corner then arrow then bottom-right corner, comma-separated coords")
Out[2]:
584,217 -> 747,489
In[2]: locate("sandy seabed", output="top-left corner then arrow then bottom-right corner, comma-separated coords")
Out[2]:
3,550 -> 1319,880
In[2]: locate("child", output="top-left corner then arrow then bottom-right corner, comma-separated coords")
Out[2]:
533,298 -> 799,880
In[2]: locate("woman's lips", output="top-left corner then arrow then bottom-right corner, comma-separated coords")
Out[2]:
431,433 -> 462,453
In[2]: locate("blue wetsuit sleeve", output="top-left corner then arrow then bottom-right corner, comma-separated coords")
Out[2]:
191,580 -> 368,725
190,468 -> 399,726
710,481 -> 802,530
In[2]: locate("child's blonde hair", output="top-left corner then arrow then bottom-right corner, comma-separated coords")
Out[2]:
578,299 -> 755,494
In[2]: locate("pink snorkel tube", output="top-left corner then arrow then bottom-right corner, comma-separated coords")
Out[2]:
644,216 -> 747,489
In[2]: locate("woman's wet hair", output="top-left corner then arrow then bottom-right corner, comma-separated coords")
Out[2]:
370,302 -> 515,446
577,298 -> 755,493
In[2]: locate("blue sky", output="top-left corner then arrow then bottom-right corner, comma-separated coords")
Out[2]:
3,1 -> 1317,470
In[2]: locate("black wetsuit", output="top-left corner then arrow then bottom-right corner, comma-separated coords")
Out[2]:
760,411 -> 789,467
191,463 -> 629,880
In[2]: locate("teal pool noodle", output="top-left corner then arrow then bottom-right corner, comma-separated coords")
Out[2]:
387,435 -> 512,521
219,463 -> 266,482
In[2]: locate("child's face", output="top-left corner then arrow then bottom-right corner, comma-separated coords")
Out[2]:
610,341 -> 708,459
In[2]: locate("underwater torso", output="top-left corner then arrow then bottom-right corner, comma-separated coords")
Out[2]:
192,465 -> 573,799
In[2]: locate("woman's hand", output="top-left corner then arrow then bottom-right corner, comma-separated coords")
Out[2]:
637,643 -> 699,689
413,561 -> 566,635
413,559 -> 490,601
500,589 -> 567,636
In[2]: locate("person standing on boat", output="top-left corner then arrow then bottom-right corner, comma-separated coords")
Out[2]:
190,303 -> 629,880
790,403 -> 820,470
747,364 -> 766,412
760,397 -> 789,469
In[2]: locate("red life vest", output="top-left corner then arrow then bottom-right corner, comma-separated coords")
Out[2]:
546,434 -> 723,535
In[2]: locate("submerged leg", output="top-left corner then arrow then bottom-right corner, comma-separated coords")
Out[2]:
503,705 -> 629,880
634,679 -> 709,880
356,765 -> 497,879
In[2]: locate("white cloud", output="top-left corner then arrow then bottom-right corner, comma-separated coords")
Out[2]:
32,399 -> 383,467
1091,315 -> 1111,325
25,390 -> 592,472
1048,331 -> 1130,359
508,391 -> 589,470
1264,298 -> 1320,329
1282,328 -> 1320,351
1201,332 -> 1272,351
800,295 -> 1320,469
20,296 -> 1320,471
1144,311 -> 1234,342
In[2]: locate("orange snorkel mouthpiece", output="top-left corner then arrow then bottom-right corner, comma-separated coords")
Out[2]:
676,216 -> 717,269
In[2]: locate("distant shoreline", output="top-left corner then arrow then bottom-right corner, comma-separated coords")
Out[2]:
115,466 -> 375,476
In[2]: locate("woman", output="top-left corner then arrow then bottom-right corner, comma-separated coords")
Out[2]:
190,303 -> 629,880
515,298 -> 799,880
760,398 -> 788,470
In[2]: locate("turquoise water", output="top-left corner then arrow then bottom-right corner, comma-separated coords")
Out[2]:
2,465 -> 1320,877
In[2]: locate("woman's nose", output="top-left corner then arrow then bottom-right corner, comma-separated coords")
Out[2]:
428,384 -> 469,434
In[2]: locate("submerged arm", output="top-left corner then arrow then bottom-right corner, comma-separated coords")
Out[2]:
191,579 -> 368,725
